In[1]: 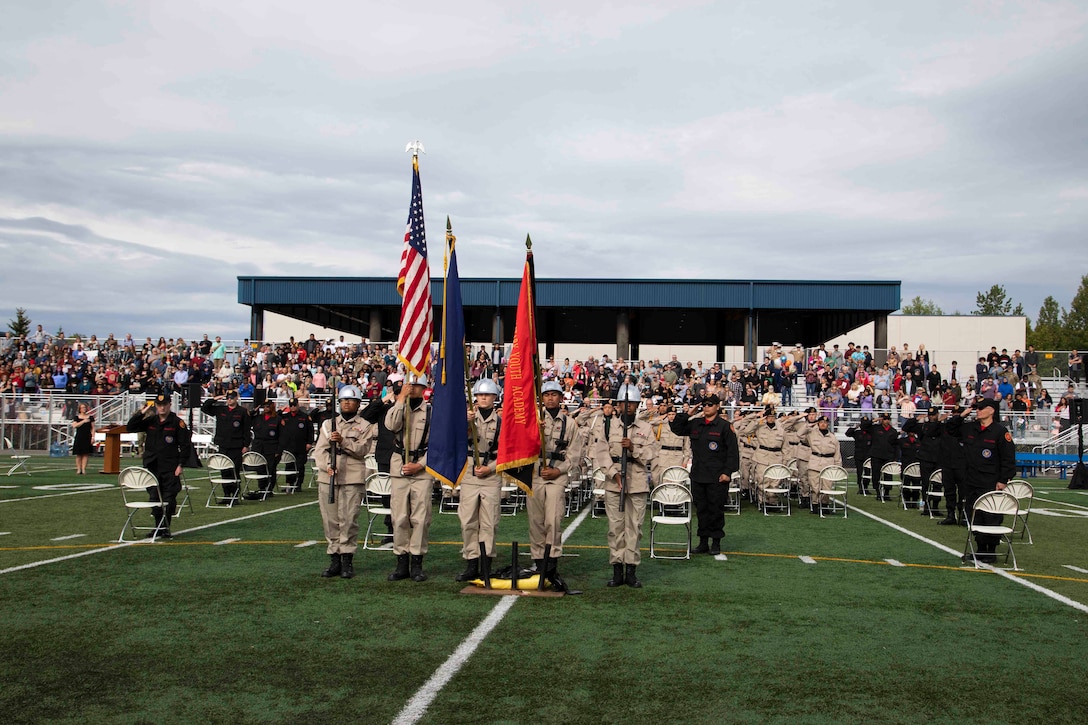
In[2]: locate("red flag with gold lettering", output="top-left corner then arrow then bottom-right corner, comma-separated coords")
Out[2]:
495,246 -> 540,494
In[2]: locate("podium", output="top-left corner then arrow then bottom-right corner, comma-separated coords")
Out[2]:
100,425 -> 129,475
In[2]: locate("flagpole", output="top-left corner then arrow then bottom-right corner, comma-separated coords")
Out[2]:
402,141 -> 426,457
525,235 -> 547,468
448,217 -> 481,471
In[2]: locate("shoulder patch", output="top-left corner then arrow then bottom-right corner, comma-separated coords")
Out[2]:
179,421 -> 187,428
1005,432 -> 1013,443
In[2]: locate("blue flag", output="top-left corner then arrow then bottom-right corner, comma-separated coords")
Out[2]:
425,220 -> 469,489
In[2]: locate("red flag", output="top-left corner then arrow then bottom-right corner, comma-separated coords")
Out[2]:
396,155 -> 433,376
495,247 -> 541,494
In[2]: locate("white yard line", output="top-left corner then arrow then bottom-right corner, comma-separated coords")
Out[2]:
391,505 -> 593,725
1034,496 -> 1088,511
799,555 -> 816,564
848,504 -> 1088,614
0,500 -> 317,576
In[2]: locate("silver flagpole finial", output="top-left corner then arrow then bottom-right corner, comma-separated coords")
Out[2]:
405,140 -> 425,157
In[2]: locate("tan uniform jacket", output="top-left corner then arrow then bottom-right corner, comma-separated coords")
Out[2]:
804,428 -> 842,467
385,401 -> 430,476
587,416 -> 657,494
538,409 -> 582,480
313,415 -> 377,485
464,409 -> 501,486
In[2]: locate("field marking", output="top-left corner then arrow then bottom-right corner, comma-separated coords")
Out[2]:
0,500 -> 317,576
295,540 -> 320,548
0,487 -> 117,504
50,534 -> 87,541
0,532 -> 10,536
213,538 -> 241,546
1035,496 -> 1088,511
799,555 -> 816,564
392,504 -> 593,725
849,504 -> 1088,614
885,559 -> 905,567
1064,565 -> 1088,574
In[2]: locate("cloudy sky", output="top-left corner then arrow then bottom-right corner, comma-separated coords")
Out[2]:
2,0 -> 1086,342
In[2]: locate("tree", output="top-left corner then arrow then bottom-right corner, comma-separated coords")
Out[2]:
973,284 -> 1016,316
1028,296 -> 1063,350
7,308 -> 30,338
900,296 -> 943,315
1061,274 -> 1088,348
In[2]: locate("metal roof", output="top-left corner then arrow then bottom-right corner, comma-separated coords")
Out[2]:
238,277 -> 901,312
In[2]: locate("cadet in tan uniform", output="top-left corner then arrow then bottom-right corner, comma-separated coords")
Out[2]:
385,374 -> 434,583
532,380 -> 582,592
735,405 -> 786,505
589,384 -> 659,588
784,408 -> 817,502
804,415 -> 842,511
647,398 -> 690,485
456,378 -> 503,583
313,385 -> 377,579
734,409 -> 761,497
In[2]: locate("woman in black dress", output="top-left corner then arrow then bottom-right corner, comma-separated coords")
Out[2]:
72,403 -> 95,474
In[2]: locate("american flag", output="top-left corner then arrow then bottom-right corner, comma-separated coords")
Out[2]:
397,157 -> 433,377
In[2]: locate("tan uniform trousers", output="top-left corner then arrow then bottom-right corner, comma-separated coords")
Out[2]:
807,454 -> 838,504
605,490 -> 647,565
391,474 -> 434,556
529,477 -> 566,559
458,479 -> 501,559
795,452 -> 811,496
318,482 -> 366,555
651,451 -> 687,487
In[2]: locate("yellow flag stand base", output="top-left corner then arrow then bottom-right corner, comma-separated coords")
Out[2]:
460,582 -> 565,598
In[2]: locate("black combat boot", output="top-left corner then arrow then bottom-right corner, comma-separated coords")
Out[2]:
607,563 -> 624,587
321,553 -> 342,578
388,553 -> 410,581
340,553 -> 354,579
546,560 -> 568,592
938,514 -> 958,525
693,537 -> 710,555
455,558 -> 480,582
410,555 -> 427,582
625,564 -> 642,589
709,539 -> 721,555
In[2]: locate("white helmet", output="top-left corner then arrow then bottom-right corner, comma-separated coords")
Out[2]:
541,381 -> 564,395
473,378 -> 500,396
407,373 -> 429,386
338,385 -> 362,401
616,384 -> 640,403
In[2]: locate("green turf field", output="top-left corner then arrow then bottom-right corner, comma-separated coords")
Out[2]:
2,455 -> 1087,724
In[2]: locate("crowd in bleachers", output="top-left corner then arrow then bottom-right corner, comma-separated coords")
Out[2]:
0,326 -> 1079,436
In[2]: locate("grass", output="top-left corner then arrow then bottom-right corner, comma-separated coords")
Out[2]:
2,455 -> 1088,724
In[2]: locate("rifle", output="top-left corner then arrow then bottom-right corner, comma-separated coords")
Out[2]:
619,414 -> 630,513
328,391 -> 338,505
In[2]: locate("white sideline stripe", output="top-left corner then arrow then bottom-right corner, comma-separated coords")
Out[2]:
1035,496 -> 1088,511
214,538 -> 240,546
885,559 -> 905,567
848,504 -> 1088,615
295,540 -> 319,548
799,555 -> 816,564
0,500 -> 318,576
1063,565 -> 1088,574
0,532 -> 10,536
392,504 -> 593,725
0,485 -> 19,489
51,534 -> 86,541
0,487 -> 117,504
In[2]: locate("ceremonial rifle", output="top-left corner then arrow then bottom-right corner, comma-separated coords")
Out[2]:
619,413 -> 630,513
328,389 -> 338,505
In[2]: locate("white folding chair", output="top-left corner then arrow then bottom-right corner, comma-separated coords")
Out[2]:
817,465 -> 850,518
963,491 -> 1019,570
174,472 -> 197,519
361,472 -> 393,550
926,469 -> 944,519
661,466 -> 691,487
7,454 -> 31,476
725,470 -> 743,515
785,459 -> 802,502
118,467 -> 163,542
649,483 -> 692,559
1004,479 -> 1034,544
205,453 -> 241,508
760,464 -> 793,516
860,458 -> 872,495
900,462 -> 923,510
364,453 -> 378,473
242,451 -> 272,501
277,451 -> 300,493
439,482 -> 459,513
877,462 -> 901,503
590,468 -> 608,518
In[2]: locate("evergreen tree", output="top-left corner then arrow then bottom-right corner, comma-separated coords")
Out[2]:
7,308 -> 31,338
973,285 -> 1014,316
1061,274 -> 1088,348
1029,296 -> 1063,350
900,296 -> 943,315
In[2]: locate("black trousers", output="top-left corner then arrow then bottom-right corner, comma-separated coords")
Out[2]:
251,443 -> 281,491
149,467 -> 181,528
919,460 -> 937,507
691,479 -> 727,540
942,466 -> 965,519
221,446 -> 244,496
965,485 -> 1002,553
285,447 -> 308,487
